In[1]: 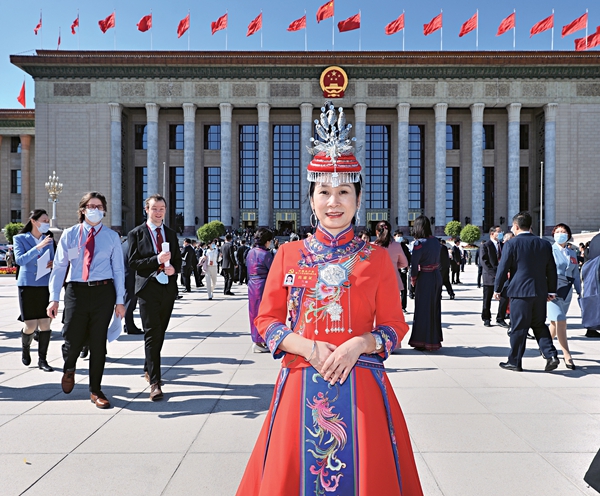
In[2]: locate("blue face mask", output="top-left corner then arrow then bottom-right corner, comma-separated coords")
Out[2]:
554,233 -> 569,245
395,236 -> 404,243
497,232 -> 504,241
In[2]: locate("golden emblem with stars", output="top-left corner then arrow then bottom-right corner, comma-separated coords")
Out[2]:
319,66 -> 348,99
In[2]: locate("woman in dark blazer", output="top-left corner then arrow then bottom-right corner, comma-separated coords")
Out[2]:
13,209 -> 55,371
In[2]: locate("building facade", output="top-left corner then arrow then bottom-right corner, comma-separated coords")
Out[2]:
7,50 -> 600,236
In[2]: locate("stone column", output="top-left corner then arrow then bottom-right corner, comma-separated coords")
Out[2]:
183,103 -> 197,236
145,103 -> 160,196
353,103 -> 367,229
19,134 -> 31,217
219,103 -> 233,230
257,103 -> 271,228
397,103 -> 410,232
300,103 -> 313,231
507,103 -> 522,223
470,103 -> 485,228
544,103 -> 558,235
434,103 -> 448,235
108,103 -> 122,232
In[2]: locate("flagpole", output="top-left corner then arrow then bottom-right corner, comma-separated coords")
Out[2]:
551,9 -> 554,51
226,10 -> 228,50
40,10 -> 43,49
260,11 -> 263,50
513,9 -> 516,50
188,10 -> 191,51
114,9 -> 117,50
585,9 -> 588,49
476,9 -> 479,50
305,10 -> 308,52
440,9 -> 443,51
77,10 -> 80,50
402,10 -> 405,51
150,10 -> 153,50
359,10 -> 362,51
57,27 -> 61,50
332,15 -> 335,51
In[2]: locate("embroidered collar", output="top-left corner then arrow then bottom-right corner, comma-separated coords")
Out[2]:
300,224 -> 370,267
314,224 -> 355,248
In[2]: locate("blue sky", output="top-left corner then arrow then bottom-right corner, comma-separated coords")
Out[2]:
1,0 -> 597,108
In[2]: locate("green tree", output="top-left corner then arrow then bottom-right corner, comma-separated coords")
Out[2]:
444,220 -> 462,239
196,221 -> 225,244
460,224 -> 482,245
4,223 -> 24,244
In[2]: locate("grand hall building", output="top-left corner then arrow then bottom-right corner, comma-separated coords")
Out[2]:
3,50 -> 600,236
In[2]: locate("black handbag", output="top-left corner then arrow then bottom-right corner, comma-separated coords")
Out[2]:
584,448 -> 600,493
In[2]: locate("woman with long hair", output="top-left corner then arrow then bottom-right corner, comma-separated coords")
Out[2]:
373,220 -> 409,299
13,209 -> 55,371
246,227 -> 274,353
408,215 -> 443,351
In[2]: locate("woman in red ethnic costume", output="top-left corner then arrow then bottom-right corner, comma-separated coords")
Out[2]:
236,103 -> 423,496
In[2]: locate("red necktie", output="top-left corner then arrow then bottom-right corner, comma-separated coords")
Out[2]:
82,227 -> 95,281
156,227 -> 165,271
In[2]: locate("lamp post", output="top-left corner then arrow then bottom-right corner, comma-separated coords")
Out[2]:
45,171 -> 63,228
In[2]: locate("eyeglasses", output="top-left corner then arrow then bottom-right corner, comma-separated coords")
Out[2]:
85,204 -> 104,211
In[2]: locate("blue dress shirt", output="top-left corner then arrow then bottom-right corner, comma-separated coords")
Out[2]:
49,221 -> 125,304
13,232 -> 55,287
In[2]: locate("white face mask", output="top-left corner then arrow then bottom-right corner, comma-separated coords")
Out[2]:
38,222 -> 50,234
85,208 -> 104,224
395,236 -> 403,243
554,232 -> 569,245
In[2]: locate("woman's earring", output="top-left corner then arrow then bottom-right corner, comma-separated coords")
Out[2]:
355,206 -> 361,226
310,212 -> 318,228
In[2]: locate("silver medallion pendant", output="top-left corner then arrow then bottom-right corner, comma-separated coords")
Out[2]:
319,264 -> 348,287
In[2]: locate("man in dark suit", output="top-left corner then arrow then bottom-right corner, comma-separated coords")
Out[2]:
128,194 -> 182,401
494,211 -> 559,372
439,238 -> 455,300
180,238 -> 197,293
122,238 -> 143,335
481,226 -> 509,328
475,243 -> 483,288
236,239 -> 249,285
451,239 -> 462,284
394,231 -> 412,310
220,233 -> 236,296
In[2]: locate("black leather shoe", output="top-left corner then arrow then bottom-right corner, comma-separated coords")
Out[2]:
585,329 -> 600,338
496,320 -> 510,328
125,326 -> 144,335
499,362 -> 523,372
545,356 -> 560,372
450,294 -> 455,300
79,346 -> 89,359
483,320 -> 492,327
565,358 -> 576,370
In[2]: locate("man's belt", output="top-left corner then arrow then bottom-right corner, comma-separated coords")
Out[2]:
71,279 -> 113,287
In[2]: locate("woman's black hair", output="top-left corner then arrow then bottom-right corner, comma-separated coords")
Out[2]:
254,227 -> 274,247
374,220 -> 392,248
412,215 -> 433,239
19,209 -> 48,234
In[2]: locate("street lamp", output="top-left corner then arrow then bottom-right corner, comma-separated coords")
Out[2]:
45,170 -> 63,228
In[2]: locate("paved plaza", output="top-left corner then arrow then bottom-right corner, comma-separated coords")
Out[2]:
1,264 -> 599,496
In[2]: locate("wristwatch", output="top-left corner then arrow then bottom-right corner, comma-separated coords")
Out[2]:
373,333 -> 384,353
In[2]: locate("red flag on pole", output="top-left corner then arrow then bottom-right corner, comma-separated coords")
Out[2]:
575,26 -> 600,51
316,1 -> 334,23
247,13 -> 262,37
338,13 -> 360,33
71,15 -> 79,35
17,81 -> 26,108
98,12 -> 115,34
177,14 -> 190,38
497,12 -> 515,36
423,13 -> 442,36
530,14 -> 553,37
459,12 -> 477,37
211,13 -> 227,35
57,29 -> 61,49
34,15 -> 42,35
385,13 -> 405,35
137,14 -> 152,33
288,15 -> 306,32
562,12 -> 588,37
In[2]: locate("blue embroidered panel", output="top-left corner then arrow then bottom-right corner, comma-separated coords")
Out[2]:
265,322 -> 293,359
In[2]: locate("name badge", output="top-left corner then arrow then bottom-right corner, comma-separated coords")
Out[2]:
67,247 -> 79,261
283,267 -> 318,288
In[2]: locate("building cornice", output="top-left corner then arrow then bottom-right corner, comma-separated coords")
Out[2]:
10,50 -> 600,80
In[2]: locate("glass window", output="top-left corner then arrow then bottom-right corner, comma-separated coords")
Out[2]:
519,167 -> 529,211
520,124 -> 529,150
169,124 -> 184,150
169,167 -> 185,234
446,167 -> 460,223
273,125 -> 300,210
204,167 -> 221,223
10,210 -> 21,223
446,124 -> 460,150
239,125 -> 259,210
11,137 -> 21,154
482,167 -> 495,232
134,167 -> 148,226
204,125 -> 221,150
408,125 -> 425,212
366,125 -> 390,209
482,124 -> 495,150
135,124 -> 147,150
11,170 -> 21,194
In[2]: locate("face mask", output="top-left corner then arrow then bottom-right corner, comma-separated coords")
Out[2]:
395,236 -> 403,243
85,208 -> 104,224
211,244 -> 216,249
38,222 -> 50,234
497,233 -> 504,241
554,233 -> 569,245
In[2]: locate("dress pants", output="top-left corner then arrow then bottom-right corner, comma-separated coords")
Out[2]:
507,296 -> 558,368
238,264 -> 248,285
451,263 -> 461,284
62,282 -> 116,393
497,295 -> 509,321
441,269 -> 454,297
193,265 -> 202,287
205,265 -> 218,298
124,271 -> 138,331
138,280 -> 175,386
181,268 -> 192,291
223,266 -> 235,294
482,285 -> 495,321
477,265 -> 483,287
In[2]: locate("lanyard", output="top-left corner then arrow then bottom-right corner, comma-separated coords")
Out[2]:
147,224 -> 164,253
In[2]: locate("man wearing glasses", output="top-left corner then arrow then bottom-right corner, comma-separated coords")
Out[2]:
48,192 -> 125,409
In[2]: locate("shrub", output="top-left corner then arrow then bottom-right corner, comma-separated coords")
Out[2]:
460,224 -> 482,245
197,221 -> 225,244
444,220 -> 462,239
3,223 -> 24,244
